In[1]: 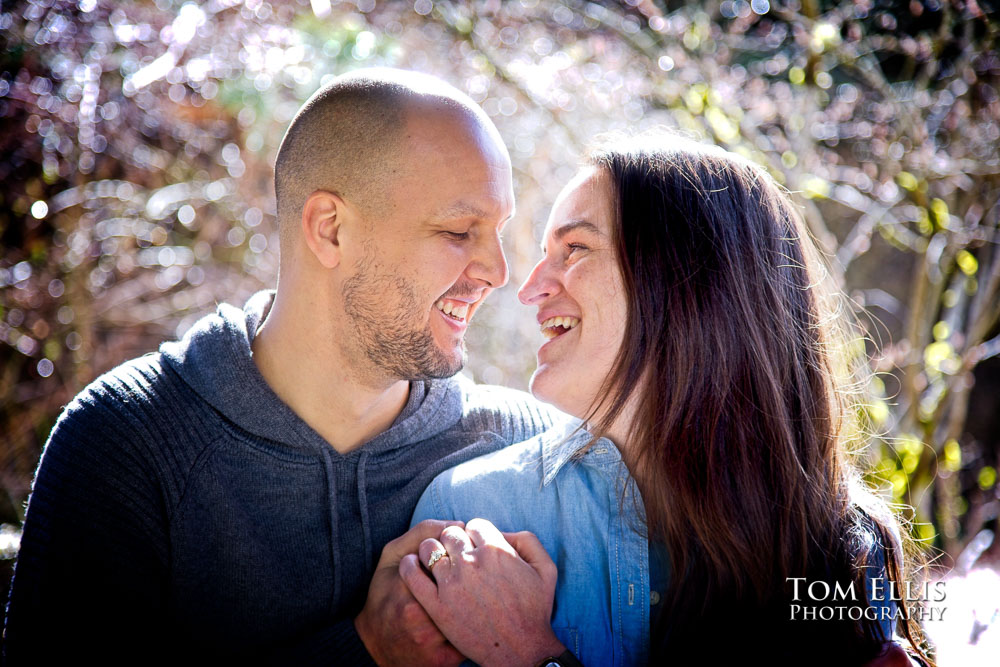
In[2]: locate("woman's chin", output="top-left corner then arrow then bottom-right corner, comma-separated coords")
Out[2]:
528,369 -> 557,407
529,369 -> 584,419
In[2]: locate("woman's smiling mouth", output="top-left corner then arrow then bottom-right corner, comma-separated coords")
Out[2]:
540,316 -> 581,339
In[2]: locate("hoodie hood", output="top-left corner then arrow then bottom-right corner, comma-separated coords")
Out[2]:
159,289 -> 466,457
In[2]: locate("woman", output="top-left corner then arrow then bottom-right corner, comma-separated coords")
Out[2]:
411,134 -> 928,665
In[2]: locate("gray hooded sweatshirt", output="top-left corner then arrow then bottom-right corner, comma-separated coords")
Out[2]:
4,291 -> 559,664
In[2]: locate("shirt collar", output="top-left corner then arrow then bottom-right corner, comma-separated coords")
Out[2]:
540,417 -> 624,486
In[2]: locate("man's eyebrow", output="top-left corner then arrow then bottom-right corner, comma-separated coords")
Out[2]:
431,201 -> 489,221
429,201 -> 516,231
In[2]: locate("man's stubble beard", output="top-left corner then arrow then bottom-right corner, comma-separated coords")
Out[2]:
341,248 -> 465,381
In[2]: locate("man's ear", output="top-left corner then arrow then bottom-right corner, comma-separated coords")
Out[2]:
301,190 -> 348,269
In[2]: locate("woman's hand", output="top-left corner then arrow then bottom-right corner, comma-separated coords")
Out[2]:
399,518 -> 567,667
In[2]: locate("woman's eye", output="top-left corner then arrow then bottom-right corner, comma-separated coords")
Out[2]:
567,243 -> 589,254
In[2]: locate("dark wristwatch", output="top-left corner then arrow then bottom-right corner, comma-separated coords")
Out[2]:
535,650 -> 584,667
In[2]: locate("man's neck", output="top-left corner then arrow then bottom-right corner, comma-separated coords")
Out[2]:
250,292 -> 411,454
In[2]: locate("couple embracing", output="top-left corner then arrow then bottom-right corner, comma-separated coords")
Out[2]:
4,69 -> 925,666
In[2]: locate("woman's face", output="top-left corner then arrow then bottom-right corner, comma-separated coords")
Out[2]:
518,166 -> 628,421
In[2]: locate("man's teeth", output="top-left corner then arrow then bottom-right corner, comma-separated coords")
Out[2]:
540,316 -> 580,339
436,300 -> 469,321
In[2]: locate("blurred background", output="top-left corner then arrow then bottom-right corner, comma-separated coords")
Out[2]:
1,0 -> 998,661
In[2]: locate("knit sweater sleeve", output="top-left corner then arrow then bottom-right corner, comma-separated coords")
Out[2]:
459,380 -> 564,445
3,370 -> 173,662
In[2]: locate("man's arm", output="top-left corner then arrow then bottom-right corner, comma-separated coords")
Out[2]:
3,404 -> 172,662
353,520 -> 468,667
6,414 -> 453,666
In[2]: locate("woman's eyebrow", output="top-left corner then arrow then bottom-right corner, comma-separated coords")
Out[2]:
553,219 -> 602,240
541,219 -> 603,252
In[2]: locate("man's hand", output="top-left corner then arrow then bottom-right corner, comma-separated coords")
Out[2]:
355,519 -> 466,667
399,518 -> 566,667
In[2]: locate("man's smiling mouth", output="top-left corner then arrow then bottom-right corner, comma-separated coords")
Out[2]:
436,298 -> 470,323
540,317 -> 580,339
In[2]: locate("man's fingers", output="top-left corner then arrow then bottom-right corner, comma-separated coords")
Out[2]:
432,644 -> 466,667
380,520 -> 464,565
439,524 -> 474,560
399,553 -> 443,616
466,517 -> 517,556
501,530 -> 556,582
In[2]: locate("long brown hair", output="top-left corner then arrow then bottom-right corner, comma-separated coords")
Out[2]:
586,134 -> 929,663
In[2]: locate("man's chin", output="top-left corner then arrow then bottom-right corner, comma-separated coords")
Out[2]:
441,346 -> 467,378
415,344 -> 466,380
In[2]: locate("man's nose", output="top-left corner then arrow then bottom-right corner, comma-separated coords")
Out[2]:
469,232 -> 509,289
517,257 -> 556,305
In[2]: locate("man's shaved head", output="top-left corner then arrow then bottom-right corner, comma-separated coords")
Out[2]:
273,68 -> 504,247
269,68 -> 514,383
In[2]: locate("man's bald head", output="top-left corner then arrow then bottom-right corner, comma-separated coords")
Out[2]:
273,68 -> 505,248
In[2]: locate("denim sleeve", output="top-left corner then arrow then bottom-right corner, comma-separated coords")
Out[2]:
410,473 -> 451,529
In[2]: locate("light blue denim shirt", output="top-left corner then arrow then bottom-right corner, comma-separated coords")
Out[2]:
412,419 -> 898,665
411,418 -> 650,666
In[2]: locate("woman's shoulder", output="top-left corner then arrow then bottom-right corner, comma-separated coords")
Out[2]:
412,418 -> 582,529
430,423 -> 555,490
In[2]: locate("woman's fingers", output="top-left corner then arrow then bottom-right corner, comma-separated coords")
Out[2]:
466,517 -> 517,556
439,524 -> 475,560
502,530 -> 558,588
417,537 -> 450,578
402,522 -> 563,666
378,519 -> 463,568
398,553 -> 443,613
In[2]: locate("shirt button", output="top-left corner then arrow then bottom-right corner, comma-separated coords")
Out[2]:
650,591 -> 661,605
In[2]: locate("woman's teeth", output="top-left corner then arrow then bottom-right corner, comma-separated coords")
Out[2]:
436,300 -> 469,322
540,316 -> 580,339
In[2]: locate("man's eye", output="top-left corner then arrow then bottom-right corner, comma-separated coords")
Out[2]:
444,231 -> 470,240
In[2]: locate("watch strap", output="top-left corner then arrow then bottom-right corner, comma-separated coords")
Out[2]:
535,649 -> 584,667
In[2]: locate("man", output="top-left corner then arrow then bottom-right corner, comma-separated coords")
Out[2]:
3,69 -> 570,665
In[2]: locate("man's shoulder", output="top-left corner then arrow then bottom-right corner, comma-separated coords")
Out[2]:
30,349 -> 218,513
66,351 -> 183,414
51,349 -> 212,452
451,374 -> 566,440
454,373 -> 544,412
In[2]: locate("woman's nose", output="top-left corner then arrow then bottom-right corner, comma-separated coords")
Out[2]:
518,257 -> 558,305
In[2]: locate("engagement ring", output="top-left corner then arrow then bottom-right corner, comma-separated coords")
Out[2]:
426,548 -> 447,570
